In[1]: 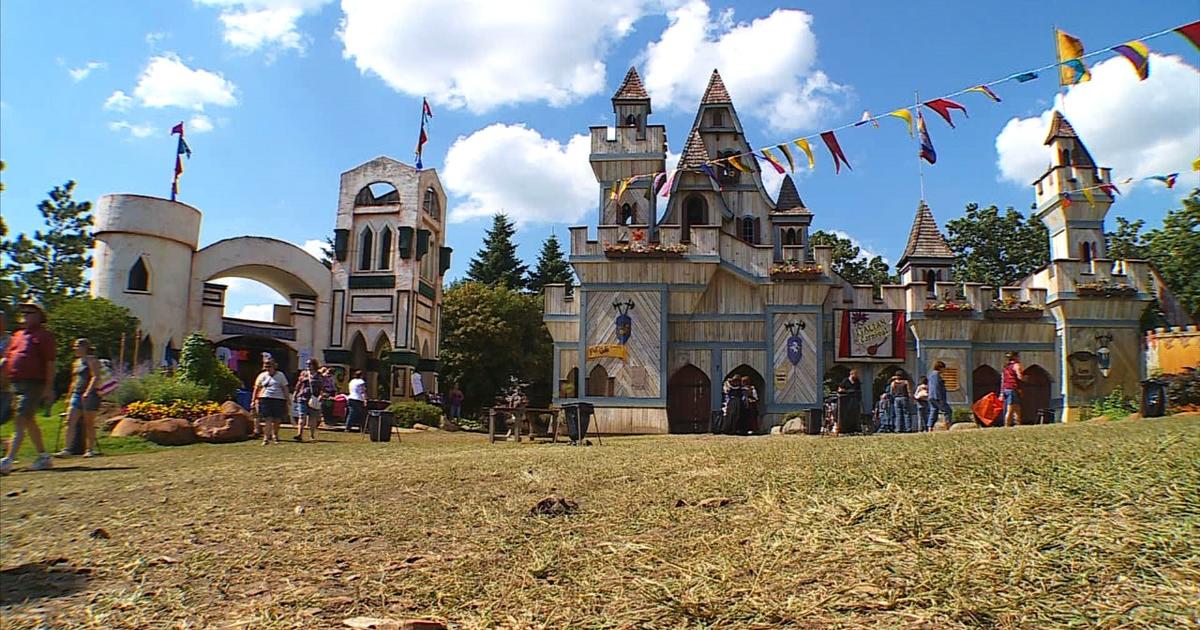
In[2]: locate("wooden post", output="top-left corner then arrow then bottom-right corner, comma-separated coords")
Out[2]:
488,407 -> 495,444
132,329 -> 141,369
118,332 -> 126,368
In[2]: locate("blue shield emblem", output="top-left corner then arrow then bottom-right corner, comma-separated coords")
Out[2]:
786,335 -> 803,365
615,313 -> 632,345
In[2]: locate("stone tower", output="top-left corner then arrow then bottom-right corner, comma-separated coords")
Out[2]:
1033,111 -> 1113,263
897,201 -> 955,293
590,67 -> 666,227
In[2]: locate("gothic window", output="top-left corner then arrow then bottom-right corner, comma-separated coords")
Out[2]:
127,257 -> 150,292
682,195 -> 707,244
1059,148 -> 1072,165
358,227 -> 374,271
620,203 -> 634,225
1080,241 -> 1091,263
925,269 -> 937,296
741,216 -> 757,244
377,227 -> 393,270
587,364 -> 614,397
717,149 -> 739,185
423,187 -> 440,220
624,113 -> 637,127
782,228 -> 797,246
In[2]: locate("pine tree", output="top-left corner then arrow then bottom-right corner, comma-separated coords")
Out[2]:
466,213 -> 528,290
527,234 -> 573,293
1,180 -> 94,310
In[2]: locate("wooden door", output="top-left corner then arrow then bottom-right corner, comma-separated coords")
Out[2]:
1020,365 -> 1052,423
667,365 -> 711,434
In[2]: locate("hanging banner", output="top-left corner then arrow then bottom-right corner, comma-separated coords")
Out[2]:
836,310 -> 907,362
587,344 -> 628,361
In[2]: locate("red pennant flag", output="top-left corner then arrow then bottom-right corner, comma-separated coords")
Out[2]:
923,98 -> 968,128
820,131 -> 851,174
1176,20 -> 1200,50
1060,193 -> 1072,209
422,98 -> 433,118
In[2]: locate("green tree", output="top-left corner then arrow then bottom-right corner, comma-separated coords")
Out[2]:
809,230 -> 895,286
46,297 -> 138,389
1,180 -> 94,310
320,234 -> 335,269
440,282 -> 552,415
527,234 -> 573,293
177,331 -> 240,401
466,213 -> 528,290
1105,216 -> 1150,260
944,204 -> 1048,287
1144,190 -> 1200,320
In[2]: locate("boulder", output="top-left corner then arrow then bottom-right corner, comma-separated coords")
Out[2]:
220,401 -> 248,417
781,417 -> 807,435
193,412 -> 252,443
412,423 -> 439,431
102,415 -> 128,432
439,418 -> 460,432
948,422 -> 979,431
110,417 -> 149,437
143,418 -> 196,446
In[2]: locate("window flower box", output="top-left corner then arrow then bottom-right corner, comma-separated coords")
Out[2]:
603,241 -> 688,259
924,302 -> 975,317
985,298 -> 1043,319
770,261 -> 823,281
1077,281 -> 1137,297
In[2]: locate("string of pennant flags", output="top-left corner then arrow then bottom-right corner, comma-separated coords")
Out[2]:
608,19 -> 1200,205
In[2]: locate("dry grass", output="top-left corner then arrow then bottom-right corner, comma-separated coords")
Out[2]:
1,416 -> 1198,629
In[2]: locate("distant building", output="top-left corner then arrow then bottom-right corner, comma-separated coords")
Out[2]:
90,157 -> 450,399
543,68 -> 1156,431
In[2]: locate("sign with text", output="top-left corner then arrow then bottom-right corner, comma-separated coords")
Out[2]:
587,344 -> 628,361
836,310 -> 906,362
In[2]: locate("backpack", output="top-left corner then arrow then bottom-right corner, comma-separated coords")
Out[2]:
95,360 -> 119,397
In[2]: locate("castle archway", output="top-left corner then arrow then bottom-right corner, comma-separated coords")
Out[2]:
667,364 -> 710,434
1020,365 -> 1052,424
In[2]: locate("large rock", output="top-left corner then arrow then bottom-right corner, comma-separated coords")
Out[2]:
948,422 -> 979,431
439,418 -> 461,432
102,415 -> 128,431
193,412 -> 251,443
110,417 -> 149,437
143,418 -> 196,446
781,417 -> 807,435
220,401 -> 248,417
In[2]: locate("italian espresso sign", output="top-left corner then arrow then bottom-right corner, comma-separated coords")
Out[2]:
836,310 -> 907,361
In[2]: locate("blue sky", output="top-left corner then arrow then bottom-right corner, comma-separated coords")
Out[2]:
2,0 -> 1197,318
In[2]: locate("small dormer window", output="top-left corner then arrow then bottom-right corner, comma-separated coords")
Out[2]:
1080,241 -> 1091,263
619,203 -> 634,225
423,187 -> 440,220
1060,148 -> 1071,165
712,110 -> 723,127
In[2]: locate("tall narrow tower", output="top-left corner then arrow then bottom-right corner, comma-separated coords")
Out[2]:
589,67 -> 666,226
1033,112 -> 1114,263
897,201 -> 955,291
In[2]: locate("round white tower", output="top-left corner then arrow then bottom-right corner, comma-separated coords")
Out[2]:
91,194 -> 201,364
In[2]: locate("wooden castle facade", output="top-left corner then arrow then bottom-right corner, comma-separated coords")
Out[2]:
543,68 -> 1156,433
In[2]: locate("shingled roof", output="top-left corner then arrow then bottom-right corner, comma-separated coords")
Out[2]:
899,201 -> 955,264
678,130 -> 710,169
700,69 -> 731,104
613,66 -> 649,100
1043,111 -> 1077,144
773,175 -> 809,213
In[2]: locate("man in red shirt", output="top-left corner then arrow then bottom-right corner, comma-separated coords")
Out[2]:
1,302 -> 57,474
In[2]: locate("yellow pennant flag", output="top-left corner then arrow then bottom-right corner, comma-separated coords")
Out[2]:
793,139 -> 815,169
729,156 -> 752,173
1081,187 -> 1096,208
1192,156 -> 1200,172
1056,29 -> 1091,85
888,109 -> 914,137
776,143 -> 796,172
615,178 -> 631,201
609,180 -> 619,200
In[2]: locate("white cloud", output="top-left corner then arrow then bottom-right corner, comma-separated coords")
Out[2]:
108,120 -> 157,139
131,53 -> 238,111
213,276 -> 289,321
197,0 -> 332,55
104,90 -> 134,112
230,304 -> 278,321
338,0 -> 655,113
145,32 -> 167,47
996,54 -> 1200,191
759,165 -> 784,203
68,61 -> 107,82
642,1 -> 847,132
188,113 -> 215,133
442,124 -> 595,225
298,239 -> 327,260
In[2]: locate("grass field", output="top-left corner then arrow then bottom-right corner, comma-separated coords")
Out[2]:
1,416 -> 1197,629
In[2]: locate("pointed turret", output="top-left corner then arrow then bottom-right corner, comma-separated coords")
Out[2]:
1034,111 -> 1112,262
774,175 -> 807,213
590,66 -> 665,227
613,66 -> 649,101
898,201 -> 955,286
678,130 -> 709,169
700,69 -> 732,104
1043,111 -> 1094,166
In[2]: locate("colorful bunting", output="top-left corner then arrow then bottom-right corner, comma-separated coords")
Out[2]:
1100,182 -> 1121,197
776,143 -> 796,172
659,170 -> 675,197
917,112 -> 936,165
728,156 -> 752,173
1081,187 -> 1097,208
699,164 -> 722,190
887,109 -> 914,137
854,111 -> 878,128
793,139 -> 815,169
1056,29 -> 1091,85
923,98 -> 968,128
170,121 -> 190,201
1013,71 -> 1039,83
820,131 -> 851,174
759,149 -> 786,174
1145,173 -> 1178,189
1176,20 -> 1200,50
967,85 -> 1002,102
1112,41 -> 1150,80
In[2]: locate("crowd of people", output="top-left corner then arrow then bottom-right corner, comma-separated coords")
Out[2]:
714,375 -> 760,435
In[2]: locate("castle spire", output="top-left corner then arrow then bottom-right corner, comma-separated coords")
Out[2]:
774,175 -> 807,212
898,200 -> 954,266
613,66 -> 649,101
700,69 -> 731,104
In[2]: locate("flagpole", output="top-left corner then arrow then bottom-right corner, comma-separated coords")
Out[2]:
915,91 -> 925,202
1053,24 -> 1068,118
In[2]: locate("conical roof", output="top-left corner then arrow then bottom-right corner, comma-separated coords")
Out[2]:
1043,111 -> 1077,144
774,175 -> 808,212
678,130 -> 709,169
613,66 -> 649,100
899,201 -> 955,264
700,69 -> 731,104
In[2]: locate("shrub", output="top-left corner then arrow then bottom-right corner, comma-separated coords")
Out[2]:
209,362 -> 242,402
114,377 -> 149,406
388,401 -> 443,428
1093,386 -> 1138,420
141,373 -> 208,405
1161,367 -> 1200,412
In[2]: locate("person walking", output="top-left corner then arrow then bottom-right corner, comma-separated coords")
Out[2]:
1001,352 -> 1025,427
874,392 -> 893,434
914,377 -> 930,432
927,361 -> 953,431
741,375 -> 759,434
448,384 -> 464,421
291,358 -> 325,442
890,372 -> 913,433
252,358 -> 289,445
57,339 -> 102,457
411,370 -> 426,402
1,303 -> 56,474
344,369 -> 367,432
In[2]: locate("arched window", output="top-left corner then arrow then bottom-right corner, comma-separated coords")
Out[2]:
356,182 -> 400,206
587,364 -> 613,397
1059,148 -> 1072,165
127,256 -> 150,292
782,228 -> 797,246
682,195 -> 707,244
358,227 -> 374,271
423,187 -> 440,220
377,227 -> 393,270
741,216 -> 757,243
925,269 -> 937,296
624,113 -> 637,127
1080,241 -> 1091,263
620,203 -> 633,225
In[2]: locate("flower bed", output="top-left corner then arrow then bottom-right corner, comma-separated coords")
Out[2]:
604,242 -> 687,259
985,298 -> 1043,319
124,400 -> 221,421
925,301 -> 975,317
770,261 -> 822,281
1077,281 -> 1137,297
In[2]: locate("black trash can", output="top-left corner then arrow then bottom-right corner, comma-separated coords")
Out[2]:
837,393 -> 862,434
1140,379 -> 1167,418
563,402 -> 594,443
1037,408 -> 1056,424
805,408 -> 823,435
366,410 -> 394,442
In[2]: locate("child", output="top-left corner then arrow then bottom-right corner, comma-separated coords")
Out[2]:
915,377 -> 930,431
875,392 -> 893,433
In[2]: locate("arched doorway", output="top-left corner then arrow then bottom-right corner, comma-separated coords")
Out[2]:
586,364 -> 613,397
972,365 -> 1000,403
375,333 -> 393,399
215,335 -> 296,387
872,364 -> 905,401
1020,365 -> 1052,424
725,364 -> 766,433
682,195 -> 707,244
349,332 -> 370,395
667,364 -> 710,434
